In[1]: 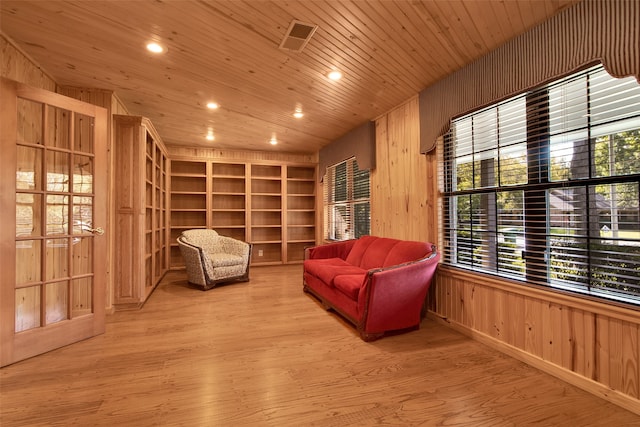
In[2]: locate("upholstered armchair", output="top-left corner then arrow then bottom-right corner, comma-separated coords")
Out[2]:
177,229 -> 252,290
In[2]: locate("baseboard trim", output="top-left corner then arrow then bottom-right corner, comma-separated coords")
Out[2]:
427,312 -> 640,416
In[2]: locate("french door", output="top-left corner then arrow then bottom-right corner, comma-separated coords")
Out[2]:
0,78 -> 107,367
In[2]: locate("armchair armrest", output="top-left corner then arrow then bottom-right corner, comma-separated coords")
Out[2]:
177,237 -> 208,287
218,235 -> 250,257
304,239 -> 358,260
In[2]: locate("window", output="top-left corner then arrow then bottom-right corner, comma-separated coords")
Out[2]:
324,157 -> 370,240
442,65 -> 640,305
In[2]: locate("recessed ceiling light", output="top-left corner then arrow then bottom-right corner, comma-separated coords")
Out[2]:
269,135 -> 278,145
206,134 -> 215,141
146,42 -> 165,54
328,70 -> 342,81
207,102 -> 219,109
293,106 -> 304,119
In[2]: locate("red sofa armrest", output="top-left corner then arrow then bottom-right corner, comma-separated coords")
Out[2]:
358,247 -> 440,337
304,239 -> 358,261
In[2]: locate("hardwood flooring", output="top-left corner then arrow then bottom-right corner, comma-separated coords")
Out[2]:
1,265 -> 639,426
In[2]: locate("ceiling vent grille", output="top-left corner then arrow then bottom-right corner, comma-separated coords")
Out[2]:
279,20 -> 318,52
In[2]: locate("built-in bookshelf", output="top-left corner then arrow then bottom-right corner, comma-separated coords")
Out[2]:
211,162 -> 247,241
169,159 -> 316,268
169,160 -> 207,268
250,164 -> 283,265
114,115 -> 169,310
285,166 -> 316,263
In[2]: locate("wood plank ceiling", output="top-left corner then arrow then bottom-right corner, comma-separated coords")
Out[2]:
0,0 -> 578,154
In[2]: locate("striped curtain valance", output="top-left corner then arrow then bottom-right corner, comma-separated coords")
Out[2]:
419,0 -> 640,153
318,120 -> 375,182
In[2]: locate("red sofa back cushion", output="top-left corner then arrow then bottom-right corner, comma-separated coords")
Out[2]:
383,240 -> 432,267
344,235 -> 377,267
345,236 -> 432,270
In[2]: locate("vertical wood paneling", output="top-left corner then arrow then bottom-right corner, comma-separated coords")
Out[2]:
167,146 -> 316,165
571,308 -> 584,374
561,305 -> 574,370
475,285 -> 489,335
461,280 -> 474,328
582,311 -> 596,380
371,97 -> 433,243
450,276 -> 461,324
596,314 -> 611,386
622,322 -> 639,399
609,318 -> 625,393
431,270 -> 640,412
489,286 -> 502,340
1,35 -> 56,91
504,292 -> 525,348
524,297 -> 544,358
550,304 -> 564,367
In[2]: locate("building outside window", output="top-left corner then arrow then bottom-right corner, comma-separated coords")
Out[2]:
442,64 -> 640,305
324,157 -> 370,241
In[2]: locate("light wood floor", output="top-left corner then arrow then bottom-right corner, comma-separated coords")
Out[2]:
1,264 -> 639,426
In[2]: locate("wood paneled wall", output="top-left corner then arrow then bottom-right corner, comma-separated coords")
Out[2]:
167,146 -> 317,164
429,268 -> 640,415
1,34 -> 56,90
371,96 -> 437,243
370,95 -> 640,414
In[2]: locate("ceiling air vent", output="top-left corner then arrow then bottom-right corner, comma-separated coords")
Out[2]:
279,20 -> 318,52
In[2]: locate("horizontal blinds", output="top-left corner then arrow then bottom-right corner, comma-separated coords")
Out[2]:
324,158 -> 370,241
442,65 -> 640,304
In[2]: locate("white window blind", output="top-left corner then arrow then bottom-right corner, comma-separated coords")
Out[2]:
324,157 -> 370,241
442,64 -> 640,305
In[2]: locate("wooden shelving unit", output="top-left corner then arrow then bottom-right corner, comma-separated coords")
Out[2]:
169,159 -> 316,269
169,160 -> 207,268
211,162 -> 247,242
250,164 -> 283,265
113,115 -> 169,310
285,166 -> 316,263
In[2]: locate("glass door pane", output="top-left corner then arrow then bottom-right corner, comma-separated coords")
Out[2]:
15,101 -> 97,331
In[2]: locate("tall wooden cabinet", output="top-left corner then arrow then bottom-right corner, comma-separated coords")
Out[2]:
113,115 -> 169,309
169,159 -> 316,269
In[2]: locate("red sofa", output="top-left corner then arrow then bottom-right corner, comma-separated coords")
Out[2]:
303,236 -> 440,341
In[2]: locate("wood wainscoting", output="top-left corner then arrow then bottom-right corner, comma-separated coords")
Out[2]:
428,266 -> 640,415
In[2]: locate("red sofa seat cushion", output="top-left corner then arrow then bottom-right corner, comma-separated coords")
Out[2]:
303,258 -> 366,287
333,274 -> 367,300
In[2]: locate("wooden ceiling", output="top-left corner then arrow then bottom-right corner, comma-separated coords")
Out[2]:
1,1 -> 578,154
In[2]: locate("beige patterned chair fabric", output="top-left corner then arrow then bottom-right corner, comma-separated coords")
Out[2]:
177,229 -> 252,290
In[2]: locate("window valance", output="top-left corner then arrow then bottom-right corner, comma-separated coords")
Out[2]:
319,121 -> 375,182
419,0 -> 640,154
